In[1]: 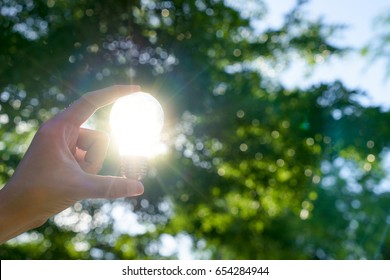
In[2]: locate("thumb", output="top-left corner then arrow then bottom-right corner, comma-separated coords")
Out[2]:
81,174 -> 144,199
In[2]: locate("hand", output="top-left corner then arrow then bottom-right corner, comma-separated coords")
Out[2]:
0,85 -> 144,244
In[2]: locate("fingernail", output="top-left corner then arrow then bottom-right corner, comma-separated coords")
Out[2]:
133,180 -> 144,195
138,181 -> 145,194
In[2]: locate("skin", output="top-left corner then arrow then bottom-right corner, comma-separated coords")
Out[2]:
0,85 -> 145,244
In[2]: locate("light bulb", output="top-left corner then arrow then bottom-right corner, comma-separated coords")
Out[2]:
110,91 -> 164,180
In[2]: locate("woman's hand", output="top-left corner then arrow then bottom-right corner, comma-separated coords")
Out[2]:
0,85 -> 144,244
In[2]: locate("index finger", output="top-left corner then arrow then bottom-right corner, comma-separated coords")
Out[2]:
59,85 -> 141,126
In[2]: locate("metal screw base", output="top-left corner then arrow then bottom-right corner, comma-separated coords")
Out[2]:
121,155 -> 148,180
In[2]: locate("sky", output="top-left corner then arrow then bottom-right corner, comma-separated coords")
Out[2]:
264,0 -> 390,109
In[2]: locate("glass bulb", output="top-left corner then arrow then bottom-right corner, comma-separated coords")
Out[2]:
110,91 -> 164,180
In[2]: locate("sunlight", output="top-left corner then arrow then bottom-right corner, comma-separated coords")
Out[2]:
110,92 -> 164,158
111,202 -> 149,235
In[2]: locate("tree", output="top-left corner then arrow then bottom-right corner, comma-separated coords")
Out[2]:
1,0 -> 390,259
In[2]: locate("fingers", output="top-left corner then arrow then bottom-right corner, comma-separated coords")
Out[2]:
82,174 -> 144,199
56,85 -> 145,199
60,85 -> 141,126
76,128 -> 110,174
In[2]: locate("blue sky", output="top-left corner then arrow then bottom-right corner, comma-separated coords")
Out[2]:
265,0 -> 390,109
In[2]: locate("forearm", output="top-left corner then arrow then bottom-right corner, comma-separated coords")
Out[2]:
0,183 -> 46,244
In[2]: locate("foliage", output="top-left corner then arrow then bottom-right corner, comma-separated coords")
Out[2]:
1,0 -> 390,260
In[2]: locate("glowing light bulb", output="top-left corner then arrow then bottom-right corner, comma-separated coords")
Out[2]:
110,92 -> 164,180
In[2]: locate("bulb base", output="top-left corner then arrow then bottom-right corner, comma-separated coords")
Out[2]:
121,155 -> 148,180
